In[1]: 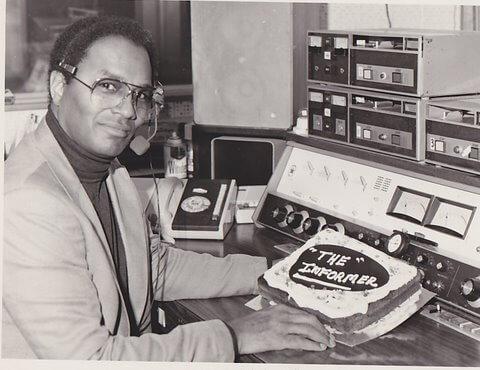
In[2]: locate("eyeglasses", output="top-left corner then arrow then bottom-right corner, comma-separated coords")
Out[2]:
58,61 -> 164,121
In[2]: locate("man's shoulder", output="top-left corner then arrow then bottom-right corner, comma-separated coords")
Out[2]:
5,136 -> 59,195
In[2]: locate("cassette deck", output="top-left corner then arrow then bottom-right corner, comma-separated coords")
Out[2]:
308,84 -> 426,160
308,29 -> 480,97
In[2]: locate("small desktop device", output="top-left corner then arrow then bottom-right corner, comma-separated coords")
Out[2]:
211,136 -> 286,223
170,179 -> 237,240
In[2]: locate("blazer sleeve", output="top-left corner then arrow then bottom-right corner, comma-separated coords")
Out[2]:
3,187 -> 236,361
150,237 -> 268,302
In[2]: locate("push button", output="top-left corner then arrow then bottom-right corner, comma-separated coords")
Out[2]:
363,69 -> 373,80
435,140 -> 445,152
391,134 -> 401,146
392,72 -> 402,83
363,129 -> 371,140
469,147 -> 479,160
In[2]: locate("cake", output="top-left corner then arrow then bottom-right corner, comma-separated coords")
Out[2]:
258,229 -> 422,334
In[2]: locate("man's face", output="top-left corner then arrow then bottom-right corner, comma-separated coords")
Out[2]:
57,36 -> 152,158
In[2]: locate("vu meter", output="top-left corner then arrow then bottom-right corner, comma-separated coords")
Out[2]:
387,187 -> 432,224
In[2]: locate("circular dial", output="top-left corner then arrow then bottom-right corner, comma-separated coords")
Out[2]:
286,212 -> 304,229
303,216 -> 327,236
180,196 -> 211,213
386,231 -> 409,257
272,205 -> 292,223
461,277 -> 480,308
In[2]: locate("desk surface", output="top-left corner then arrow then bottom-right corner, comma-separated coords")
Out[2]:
173,224 -> 480,366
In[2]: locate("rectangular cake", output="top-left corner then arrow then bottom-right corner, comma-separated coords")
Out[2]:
259,229 -> 422,334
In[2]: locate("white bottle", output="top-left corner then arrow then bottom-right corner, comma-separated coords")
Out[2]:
164,131 -> 187,179
293,109 -> 308,137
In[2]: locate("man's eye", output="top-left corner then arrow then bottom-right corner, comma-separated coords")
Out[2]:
98,81 -> 118,92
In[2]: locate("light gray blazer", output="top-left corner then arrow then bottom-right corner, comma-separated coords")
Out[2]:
2,118 -> 267,361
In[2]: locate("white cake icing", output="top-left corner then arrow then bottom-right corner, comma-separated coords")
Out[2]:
263,229 -> 419,318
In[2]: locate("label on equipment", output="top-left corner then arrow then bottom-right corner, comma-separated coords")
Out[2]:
310,91 -> 324,103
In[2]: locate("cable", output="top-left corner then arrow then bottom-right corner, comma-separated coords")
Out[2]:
137,106 -> 171,332
146,106 -> 158,142
385,4 -> 392,29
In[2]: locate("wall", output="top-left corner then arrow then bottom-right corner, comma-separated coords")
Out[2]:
191,1 -> 294,129
326,3 -> 461,30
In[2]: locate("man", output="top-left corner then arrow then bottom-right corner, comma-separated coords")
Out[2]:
3,15 -> 335,361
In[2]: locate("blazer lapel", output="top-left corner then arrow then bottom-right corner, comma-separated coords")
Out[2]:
33,121 -> 114,265
107,162 -> 150,327
33,119 -> 130,333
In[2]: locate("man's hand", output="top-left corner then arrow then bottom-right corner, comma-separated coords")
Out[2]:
227,304 -> 336,355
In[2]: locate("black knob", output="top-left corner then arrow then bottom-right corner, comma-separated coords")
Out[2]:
416,254 -> 428,265
286,212 -> 304,229
461,277 -> 480,304
303,217 -> 326,236
386,231 -> 409,257
272,206 -> 290,223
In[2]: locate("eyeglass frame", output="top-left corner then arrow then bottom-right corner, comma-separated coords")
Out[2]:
57,60 -> 165,120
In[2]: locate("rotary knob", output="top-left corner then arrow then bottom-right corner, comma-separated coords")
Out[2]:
386,231 -> 409,257
461,277 -> 480,308
286,211 -> 309,234
436,262 -> 446,271
303,216 -> 327,236
432,281 -> 445,292
416,254 -> 428,265
329,222 -> 345,234
272,205 -> 293,227
286,212 -> 303,229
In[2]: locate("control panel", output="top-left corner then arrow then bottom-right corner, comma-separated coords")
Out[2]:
426,96 -> 480,175
307,30 -> 480,97
308,32 -> 349,85
253,142 -> 480,317
308,85 -> 426,160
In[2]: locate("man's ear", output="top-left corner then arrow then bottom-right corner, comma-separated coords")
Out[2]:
50,71 -> 66,105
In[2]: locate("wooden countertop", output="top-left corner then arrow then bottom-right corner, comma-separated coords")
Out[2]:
173,224 -> 480,366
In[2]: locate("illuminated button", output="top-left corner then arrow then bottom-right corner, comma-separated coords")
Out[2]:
391,134 -> 401,146
392,72 -> 402,83
469,147 -> 479,160
363,69 -> 373,80
324,51 -> 331,60
363,129 -> 371,139
324,108 -> 331,117
435,140 -> 445,152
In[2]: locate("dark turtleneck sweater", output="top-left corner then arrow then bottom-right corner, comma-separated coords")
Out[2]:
46,108 -> 139,336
